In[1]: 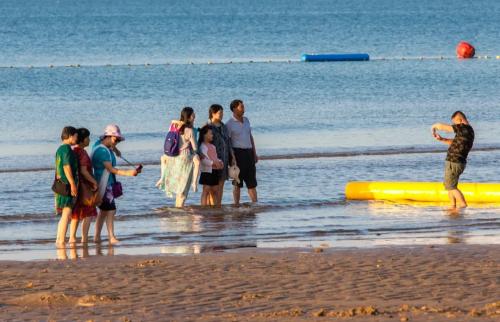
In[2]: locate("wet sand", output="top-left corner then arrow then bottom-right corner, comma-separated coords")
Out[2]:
0,245 -> 498,321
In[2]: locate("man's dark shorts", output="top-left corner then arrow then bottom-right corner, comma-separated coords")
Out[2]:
99,199 -> 116,211
233,148 -> 257,189
444,161 -> 466,191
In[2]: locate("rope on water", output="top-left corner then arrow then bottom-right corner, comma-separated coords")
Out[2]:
0,55 -> 499,70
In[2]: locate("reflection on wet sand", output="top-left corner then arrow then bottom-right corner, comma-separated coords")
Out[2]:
54,206 -> 260,259
447,230 -> 466,244
158,206 -> 258,254
36,201 -> 500,261
362,201 -> 500,246
57,243 -> 115,260
446,211 -> 466,244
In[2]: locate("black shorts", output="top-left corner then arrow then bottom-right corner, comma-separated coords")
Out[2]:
199,171 -> 220,186
233,148 -> 257,189
99,199 -> 116,211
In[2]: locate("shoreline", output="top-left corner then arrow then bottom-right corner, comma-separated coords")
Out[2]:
0,244 -> 498,321
3,239 -> 500,262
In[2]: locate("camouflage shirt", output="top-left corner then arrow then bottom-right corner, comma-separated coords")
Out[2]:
446,124 -> 474,164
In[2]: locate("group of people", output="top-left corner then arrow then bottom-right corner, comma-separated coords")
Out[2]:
53,104 -> 474,246
156,99 -> 259,208
54,125 -> 141,247
53,99 -> 259,246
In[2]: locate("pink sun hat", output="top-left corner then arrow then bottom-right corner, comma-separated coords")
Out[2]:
100,124 -> 125,141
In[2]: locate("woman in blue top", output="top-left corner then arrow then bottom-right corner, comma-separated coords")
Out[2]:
92,124 -> 141,244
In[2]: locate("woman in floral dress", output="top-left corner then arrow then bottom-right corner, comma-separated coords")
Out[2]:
157,107 -> 199,207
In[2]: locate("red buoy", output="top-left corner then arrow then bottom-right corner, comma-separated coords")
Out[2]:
456,41 -> 475,59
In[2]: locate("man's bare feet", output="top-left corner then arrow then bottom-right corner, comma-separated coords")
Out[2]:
68,238 -> 77,244
109,237 -> 120,245
94,237 -> 102,244
55,241 -> 66,249
446,207 -> 461,215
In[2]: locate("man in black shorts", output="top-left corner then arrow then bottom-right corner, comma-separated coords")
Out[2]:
226,99 -> 258,205
431,111 -> 474,210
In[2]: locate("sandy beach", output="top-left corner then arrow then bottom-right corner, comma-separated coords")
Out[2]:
0,245 -> 498,321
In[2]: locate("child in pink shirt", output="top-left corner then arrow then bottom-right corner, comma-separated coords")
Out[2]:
198,125 -> 223,206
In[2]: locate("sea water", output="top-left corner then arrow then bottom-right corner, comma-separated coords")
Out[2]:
0,0 -> 499,260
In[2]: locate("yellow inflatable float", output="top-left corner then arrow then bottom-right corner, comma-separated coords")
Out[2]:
345,182 -> 500,203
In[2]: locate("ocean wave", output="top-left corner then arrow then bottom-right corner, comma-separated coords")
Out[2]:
2,144 -> 500,174
0,200 -> 345,224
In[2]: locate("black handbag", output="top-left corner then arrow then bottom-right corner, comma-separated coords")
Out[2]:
52,176 -> 71,196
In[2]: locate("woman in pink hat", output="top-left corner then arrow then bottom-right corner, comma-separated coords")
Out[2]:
91,124 -> 141,244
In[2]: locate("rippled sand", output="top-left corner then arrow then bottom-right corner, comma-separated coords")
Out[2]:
0,245 -> 498,321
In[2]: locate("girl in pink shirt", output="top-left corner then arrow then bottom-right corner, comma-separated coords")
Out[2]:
198,125 -> 223,206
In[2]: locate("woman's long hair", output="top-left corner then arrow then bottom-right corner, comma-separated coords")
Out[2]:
179,107 -> 194,134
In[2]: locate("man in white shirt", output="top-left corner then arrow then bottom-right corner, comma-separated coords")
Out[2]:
226,99 -> 258,205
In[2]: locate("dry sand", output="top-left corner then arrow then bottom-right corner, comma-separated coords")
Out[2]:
0,245 -> 498,321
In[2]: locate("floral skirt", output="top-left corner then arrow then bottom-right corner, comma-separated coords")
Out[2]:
158,152 -> 194,198
72,203 -> 97,220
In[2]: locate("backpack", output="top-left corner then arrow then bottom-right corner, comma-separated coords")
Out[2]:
164,124 -> 181,156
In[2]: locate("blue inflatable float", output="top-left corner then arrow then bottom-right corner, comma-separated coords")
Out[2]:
301,53 -> 370,62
